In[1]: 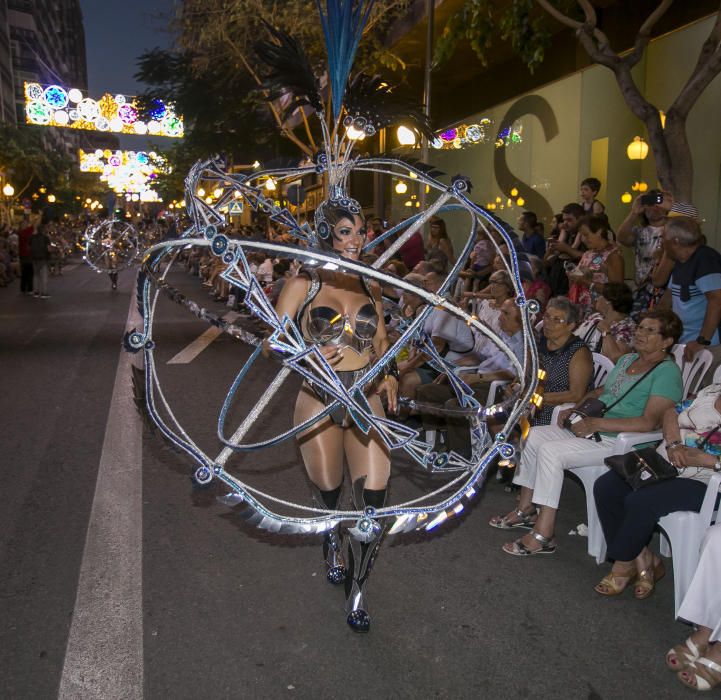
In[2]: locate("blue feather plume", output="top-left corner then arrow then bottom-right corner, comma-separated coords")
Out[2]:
315,0 -> 375,121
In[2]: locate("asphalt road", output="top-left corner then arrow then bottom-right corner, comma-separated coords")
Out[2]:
0,260 -> 690,699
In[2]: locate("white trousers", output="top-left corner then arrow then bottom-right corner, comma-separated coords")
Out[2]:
513,424 -> 615,509
677,523 -> 721,642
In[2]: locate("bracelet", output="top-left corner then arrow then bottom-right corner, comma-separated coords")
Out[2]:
384,357 -> 400,382
666,440 -> 683,450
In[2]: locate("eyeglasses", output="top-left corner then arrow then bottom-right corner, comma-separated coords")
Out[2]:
543,314 -> 570,324
635,325 -> 662,335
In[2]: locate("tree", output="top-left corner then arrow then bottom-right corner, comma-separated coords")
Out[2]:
436,0 -> 721,202
0,124 -> 71,198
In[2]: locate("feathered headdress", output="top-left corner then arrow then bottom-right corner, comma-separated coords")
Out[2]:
254,0 -> 433,243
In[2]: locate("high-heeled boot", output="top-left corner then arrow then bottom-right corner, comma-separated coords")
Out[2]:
312,484 -> 346,585
345,478 -> 387,632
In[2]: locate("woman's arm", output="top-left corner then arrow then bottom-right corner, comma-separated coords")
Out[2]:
542,346 -> 593,406
604,250 -> 624,285
371,282 -> 398,412
581,395 -> 677,435
441,238 -> 455,264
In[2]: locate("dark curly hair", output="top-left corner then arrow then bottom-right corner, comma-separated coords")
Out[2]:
639,309 -> 683,347
599,282 -> 633,314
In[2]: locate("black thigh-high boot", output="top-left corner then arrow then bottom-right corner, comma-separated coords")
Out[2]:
345,478 -> 387,632
312,484 -> 346,584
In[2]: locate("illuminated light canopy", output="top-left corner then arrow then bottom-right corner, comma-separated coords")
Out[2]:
79,148 -> 169,199
495,122 -> 523,149
431,118 -> 493,150
24,82 -> 184,138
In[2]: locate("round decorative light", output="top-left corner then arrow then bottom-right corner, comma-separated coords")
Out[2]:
638,182 -> 648,192
78,98 -> 99,121
114,94 -> 126,105
26,83 -> 43,100
404,200 -> 413,207
147,120 -> 161,135
44,85 -> 68,109
47,194 -> 56,203
346,125 -> 365,140
440,128 -> 457,142
213,188 -> 223,199
397,126 -> 417,146
626,136 -> 649,160
68,88 -> 83,103
3,184 -> 14,197
621,192 -> 633,203
109,118 -> 123,131
197,188 -> 206,197
26,101 -> 51,124
54,110 -> 69,125
430,137 -> 443,149
395,181 -> 408,194
516,197 -> 525,207
264,178 -> 277,192
510,187 -> 519,197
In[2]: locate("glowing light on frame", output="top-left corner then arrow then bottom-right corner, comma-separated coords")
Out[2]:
24,82 -> 184,138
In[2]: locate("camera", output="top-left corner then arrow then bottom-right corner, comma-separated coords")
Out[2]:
640,192 -> 663,206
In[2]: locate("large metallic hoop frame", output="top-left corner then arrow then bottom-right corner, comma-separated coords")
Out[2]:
83,219 -> 139,274
127,156 -> 540,537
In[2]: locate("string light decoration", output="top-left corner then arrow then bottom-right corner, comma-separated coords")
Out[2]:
495,122 -> 523,149
24,82 -> 184,138
79,149 -> 168,200
430,118 -> 493,150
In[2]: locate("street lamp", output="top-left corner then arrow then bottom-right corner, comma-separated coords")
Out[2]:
2,183 -> 14,197
397,126 -> 416,146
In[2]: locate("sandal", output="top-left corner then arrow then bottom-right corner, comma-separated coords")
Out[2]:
634,559 -> 666,600
594,566 -> 636,597
666,637 -> 704,672
489,507 -> 537,530
502,530 -> 556,556
677,657 -> 721,691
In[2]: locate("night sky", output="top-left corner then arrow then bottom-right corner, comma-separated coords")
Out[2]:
79,0 -> 177,149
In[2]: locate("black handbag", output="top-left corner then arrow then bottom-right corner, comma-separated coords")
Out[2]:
604,448 -> 678,490
563,361 -> 664,440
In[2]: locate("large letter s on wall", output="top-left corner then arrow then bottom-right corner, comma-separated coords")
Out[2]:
494,95 -> 559,224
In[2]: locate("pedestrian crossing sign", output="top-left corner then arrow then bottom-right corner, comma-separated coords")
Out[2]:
228,201 -> 243,216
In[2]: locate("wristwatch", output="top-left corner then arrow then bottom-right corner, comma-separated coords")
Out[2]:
714,458 -> 721,473
696,335 -> 711,346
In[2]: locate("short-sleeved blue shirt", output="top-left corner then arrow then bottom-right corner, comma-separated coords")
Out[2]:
669,245 -> 721,344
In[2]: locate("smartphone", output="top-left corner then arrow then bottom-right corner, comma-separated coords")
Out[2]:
640,192 -> 663,206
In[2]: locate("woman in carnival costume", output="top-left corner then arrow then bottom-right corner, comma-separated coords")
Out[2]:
128,0 -> 539,634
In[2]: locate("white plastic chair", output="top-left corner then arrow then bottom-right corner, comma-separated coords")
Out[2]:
671,344 -> 713,399
657,472 -> 721,617
591,352 -> 614,388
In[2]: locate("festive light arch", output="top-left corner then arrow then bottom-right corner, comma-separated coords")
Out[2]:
24,82 -> 184,138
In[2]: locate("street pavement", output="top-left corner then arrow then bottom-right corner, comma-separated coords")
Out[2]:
0,260 -> 690,699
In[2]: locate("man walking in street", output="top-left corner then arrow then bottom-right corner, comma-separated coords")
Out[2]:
17,215 -> 35,295
30,223 -> 51,298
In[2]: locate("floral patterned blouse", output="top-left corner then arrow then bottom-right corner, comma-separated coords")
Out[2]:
658,384 -> 721,483
569,244 -> 619,318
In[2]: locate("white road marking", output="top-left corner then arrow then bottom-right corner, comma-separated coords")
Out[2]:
59,294 -> 144,700
167,310 -> 240,364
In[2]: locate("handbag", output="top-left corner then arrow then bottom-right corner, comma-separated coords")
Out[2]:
604,448 -> 678,490
563,360 -> 664,440
604,422 -> 721,490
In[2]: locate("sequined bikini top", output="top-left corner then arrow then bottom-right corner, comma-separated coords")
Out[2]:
298,268 -> 378,354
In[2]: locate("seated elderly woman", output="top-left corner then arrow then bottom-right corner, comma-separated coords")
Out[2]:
530,297 -> 593,428
491,309 -> 683,555
667,523 -> 721,691
574,282 -> 636,362
593,382 -> 721,600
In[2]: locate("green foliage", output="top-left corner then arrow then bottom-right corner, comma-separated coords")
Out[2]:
0,123 -> 71,195
435,0 -> 574,73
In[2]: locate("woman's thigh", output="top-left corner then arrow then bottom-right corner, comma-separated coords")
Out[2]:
345,393 -> 390,490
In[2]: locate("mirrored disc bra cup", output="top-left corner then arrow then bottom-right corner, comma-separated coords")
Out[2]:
305,304 -> 378,354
